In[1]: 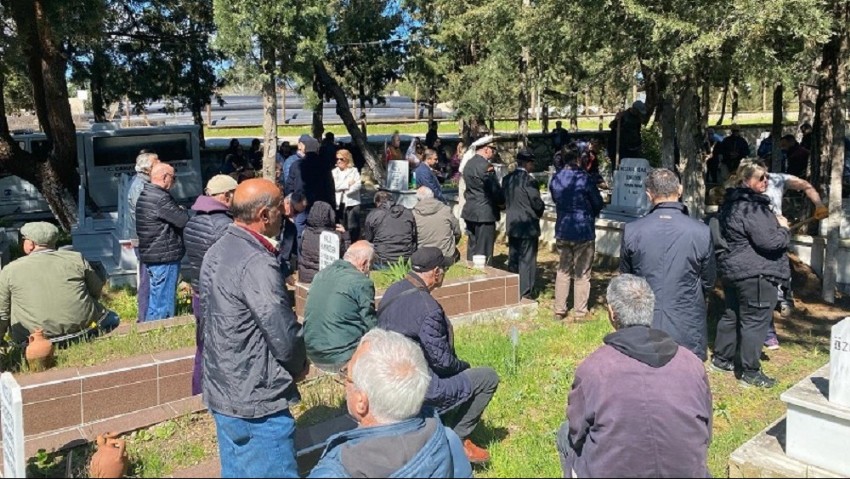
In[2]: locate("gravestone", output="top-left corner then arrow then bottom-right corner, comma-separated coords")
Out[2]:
1,372 -> 26,478
830,317 -> 850,408
385,160 -> 409,192
318,231 -> 340,271
607,157 -> 651,217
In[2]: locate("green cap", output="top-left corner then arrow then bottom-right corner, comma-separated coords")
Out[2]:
20,222 -> 59,246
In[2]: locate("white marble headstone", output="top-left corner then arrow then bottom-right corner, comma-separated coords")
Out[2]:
609,158 -> 651,216
319,231 -> 341,271
385,160 -> 409,192
830,317 -> 850,408
1,372 -> 26,479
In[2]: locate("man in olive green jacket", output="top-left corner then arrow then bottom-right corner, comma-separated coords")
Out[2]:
0,222 -> 120,345
304,241 -> 377,371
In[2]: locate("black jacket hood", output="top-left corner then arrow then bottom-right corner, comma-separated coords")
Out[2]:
603,325 -> 679,368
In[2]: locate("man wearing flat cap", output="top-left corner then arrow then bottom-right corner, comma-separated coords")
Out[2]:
0,222 -> 120,346
378,247 -> 500,465
502,149 -> 545,299
183,174 -> 237,395
461,135 -> 505,265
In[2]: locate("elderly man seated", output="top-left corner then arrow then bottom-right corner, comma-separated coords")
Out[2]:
304,241 -> 378,372
378,247 -> 499,464
556,274 -> 712,478
0,222 -> 120,346
363,190 -> 417,267
309,328 -> 472,478
413,186 -> 461,267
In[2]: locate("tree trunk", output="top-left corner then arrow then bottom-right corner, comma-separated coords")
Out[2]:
260,42 -> 278,181
675,83 -> 705,219
312,102 -> 324,140
90,48 -> 108,123
518,40 -> 530,146
770,82 -> 784,172
192,106 -> 206,147
715,82 -> 729,126
659,94 -> 676,170
817,3 -> 848,303
314,61 -> 384,184
798,65 -> 819,131
542,102 -> 549,133
413,84 -> 419,121
428,85 -> 436,124
569,88 -> 579,132
761,81 -> 767,112
730,78 -> 739,123
8,0 -> 79,230
700,83 -> 710,127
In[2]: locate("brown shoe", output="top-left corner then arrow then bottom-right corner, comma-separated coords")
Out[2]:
463,439 -> 491,464
553,312 -> 567,321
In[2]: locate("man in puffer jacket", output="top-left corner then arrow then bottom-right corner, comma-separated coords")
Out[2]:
182,175 -> 237,395
364,191 -> 417,267
413,187 -> 460,266
309,329 -> 472,478
136,163 -> 189,321
298,201 -> 350,284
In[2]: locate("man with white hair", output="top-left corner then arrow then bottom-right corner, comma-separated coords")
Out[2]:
309,329 -> 472,478
127,150 -> 160,321
413,186 -> 461,267
557,274 -> 712,478
305,241 -> 378,372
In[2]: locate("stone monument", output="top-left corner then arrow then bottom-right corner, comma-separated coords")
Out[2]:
600,157 -> 651,222
1,372 -> 26,478
383,160 -> 417,208
780,317 -> 850,475
318,231 -> 340,271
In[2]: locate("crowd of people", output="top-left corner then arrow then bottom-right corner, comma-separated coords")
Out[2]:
0,118 -> 829,478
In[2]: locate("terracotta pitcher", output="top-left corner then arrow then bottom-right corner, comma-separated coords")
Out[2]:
25,329 -> 54,371
89,432 -> 129,478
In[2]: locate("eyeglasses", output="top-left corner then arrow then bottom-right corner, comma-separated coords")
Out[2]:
333,364 -> 353,386
336,158 -> 346,162
758,174 -> 768,182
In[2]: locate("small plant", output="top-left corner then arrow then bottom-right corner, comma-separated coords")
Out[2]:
371,257 -> 412,290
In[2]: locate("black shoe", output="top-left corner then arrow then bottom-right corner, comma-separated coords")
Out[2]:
779,303 -> 792,319
710,356 -> 734,373
739,370 -> 776,388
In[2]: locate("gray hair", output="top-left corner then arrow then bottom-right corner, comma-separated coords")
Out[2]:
645,168 -> 680,198
343,242 -> 375,264
135,152 -> 158,174
416,186 -> 434,201
351,329 -> 431,424
606,274 -> 655,327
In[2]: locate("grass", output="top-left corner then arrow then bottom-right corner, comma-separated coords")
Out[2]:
205,113 -> 787,140
370,259 -> 484,290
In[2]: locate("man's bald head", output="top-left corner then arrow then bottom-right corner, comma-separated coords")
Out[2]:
343,240 -> 374,274
231,178 -> 284,237
151,163 -> 175,189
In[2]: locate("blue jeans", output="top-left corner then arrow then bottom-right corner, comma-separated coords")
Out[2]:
145,262 -> 179,321
212,409 -> 298,478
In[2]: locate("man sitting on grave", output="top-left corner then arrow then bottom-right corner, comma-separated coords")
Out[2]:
309,328 -> 472,478
0,222 -> 120,346
378,247 -> 500,464
556,274 -> 712,478
413,186 -> 461,267
298,200 -> 350,284
363,190 -> 417,268
304,241 -> 378,372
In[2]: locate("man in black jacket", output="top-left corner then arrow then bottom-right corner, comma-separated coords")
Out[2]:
461,136 -> 505,264
364,191 -> 417,266
502,149 -> 545,299
200,178 -> 307,478
378,247 -> 499,464
136,162 -> 189,321
619,169 -> 716,360
182,174 -> 237,395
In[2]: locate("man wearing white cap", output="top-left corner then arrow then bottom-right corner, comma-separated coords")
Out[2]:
460,136 -> 504,264
183,174 -> 238,395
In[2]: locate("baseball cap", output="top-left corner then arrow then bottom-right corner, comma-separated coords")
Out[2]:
206,175 -> 238,196
411,247 -> 444,273
20,222 -> 59,246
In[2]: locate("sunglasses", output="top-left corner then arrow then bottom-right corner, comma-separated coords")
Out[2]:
758,174 -> 768,182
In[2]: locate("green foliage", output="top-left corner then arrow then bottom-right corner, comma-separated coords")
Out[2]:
370,257 -> 412,290
641,124 -> 662,168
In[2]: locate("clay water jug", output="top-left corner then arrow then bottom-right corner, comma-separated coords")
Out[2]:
25,329 -> 54,371
89,432 -> 129,478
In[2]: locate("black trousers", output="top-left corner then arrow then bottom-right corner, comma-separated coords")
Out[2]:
508,236 -> 538,298
441,367 -> 500,440
465,221 -> 496,263
713,276 -> 778,373
336,203 -> 361,243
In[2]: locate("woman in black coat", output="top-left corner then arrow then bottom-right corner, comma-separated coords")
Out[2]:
712,161 -> 790,388
298,201 -> 350,284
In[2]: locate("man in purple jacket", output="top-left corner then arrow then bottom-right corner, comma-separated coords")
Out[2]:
557,274 -> 712,478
